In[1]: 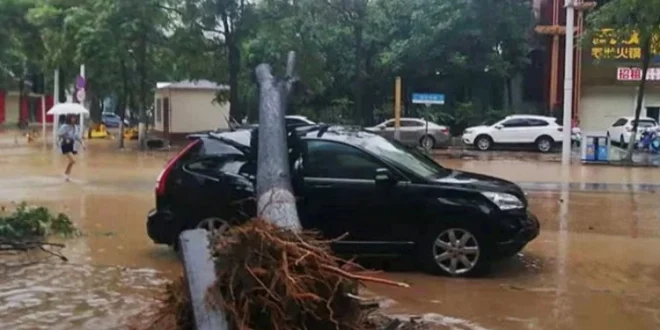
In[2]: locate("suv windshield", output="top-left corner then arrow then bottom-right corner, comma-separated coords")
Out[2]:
360,135 -> 448,178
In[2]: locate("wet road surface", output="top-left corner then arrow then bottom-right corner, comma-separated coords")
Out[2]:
1,135 -> 659,329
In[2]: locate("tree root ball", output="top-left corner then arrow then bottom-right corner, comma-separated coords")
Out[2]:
132,219 -> 427,330
207,219 -> 366,330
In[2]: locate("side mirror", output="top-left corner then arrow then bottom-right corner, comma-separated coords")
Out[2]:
494,125 -> 503,130
379,126 -> 386,130
374,168 -> 395,184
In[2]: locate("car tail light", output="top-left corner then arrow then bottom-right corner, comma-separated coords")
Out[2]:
156,139 -> 201,196
441,128 -> 449,135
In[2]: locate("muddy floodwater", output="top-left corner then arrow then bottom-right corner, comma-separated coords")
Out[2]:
1,133 -> 660,329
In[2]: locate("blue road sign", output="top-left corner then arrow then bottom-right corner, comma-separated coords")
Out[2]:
412,93 -> 445,105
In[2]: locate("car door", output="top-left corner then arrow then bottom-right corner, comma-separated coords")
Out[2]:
377,120 -> 396,140
609,118 -> 626,139
527,118 -> 553,141
493,118 -> 531,143
400,119 -> 425,145
298,139 -> 408,254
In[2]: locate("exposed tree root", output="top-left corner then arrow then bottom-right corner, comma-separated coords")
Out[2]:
133,219 -> 428,330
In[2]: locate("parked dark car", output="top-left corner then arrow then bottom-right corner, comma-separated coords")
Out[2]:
147,125 -> 539,277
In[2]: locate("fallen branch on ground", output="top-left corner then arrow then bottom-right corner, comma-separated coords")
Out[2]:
0,202 -> 79,261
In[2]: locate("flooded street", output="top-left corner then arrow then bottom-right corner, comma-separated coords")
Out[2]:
1,135 -> 660,329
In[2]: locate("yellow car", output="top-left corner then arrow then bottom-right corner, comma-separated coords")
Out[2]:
124,127 -> 138,140
89,123 -> 110,139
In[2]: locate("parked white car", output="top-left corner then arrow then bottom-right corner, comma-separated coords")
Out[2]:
462,115 -> 563,153
284,115 -> 316,126
606,116 -> 658,147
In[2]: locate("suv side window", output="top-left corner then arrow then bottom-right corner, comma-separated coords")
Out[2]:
527,119 -> 550,127
304,140 -> 382,180
501,118 -> 529,128
612,118 -> 627,127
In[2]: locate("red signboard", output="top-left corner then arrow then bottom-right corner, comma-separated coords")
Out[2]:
617,67 -> 660,81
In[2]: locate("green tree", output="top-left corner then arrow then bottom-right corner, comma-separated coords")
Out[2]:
588,0 -> 660,161
0,0 -> 46,125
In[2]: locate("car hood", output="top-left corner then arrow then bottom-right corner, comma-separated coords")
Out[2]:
432,170 -> 526,201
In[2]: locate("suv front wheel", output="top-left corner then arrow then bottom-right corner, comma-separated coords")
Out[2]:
418,223 -> 491,277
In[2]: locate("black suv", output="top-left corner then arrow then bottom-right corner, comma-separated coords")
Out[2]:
147,125 -> 539,277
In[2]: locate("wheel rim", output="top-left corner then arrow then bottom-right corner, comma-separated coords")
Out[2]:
477,138 -> 489,150
432,228 -> 480,275
197,217 -> 230,234
421,137 -> 433,149
538,139 -> 551,152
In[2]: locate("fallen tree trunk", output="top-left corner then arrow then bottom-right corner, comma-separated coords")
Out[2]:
178,230 -> 228,330
255,51 -> 301,231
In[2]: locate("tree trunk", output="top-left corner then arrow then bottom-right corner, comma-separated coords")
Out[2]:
118,57 -> 129,149
624,36 -> 652,161
506,77 -> 513,111
137,31 -> 148,150
17,79 -> 25,128
255,62 -> 301,231
228,41 -> 241,120
354,22 -> 365,125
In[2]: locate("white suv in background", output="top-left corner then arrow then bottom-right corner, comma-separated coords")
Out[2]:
462,115 -> 563,153
606,116 -> 658,147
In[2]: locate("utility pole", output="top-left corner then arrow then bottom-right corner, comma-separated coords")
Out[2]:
52,69 -> 60,147
394,76 -> 402,141
561,0 -> 575,165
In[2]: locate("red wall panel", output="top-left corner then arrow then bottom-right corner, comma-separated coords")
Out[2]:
0,90 -> 5,125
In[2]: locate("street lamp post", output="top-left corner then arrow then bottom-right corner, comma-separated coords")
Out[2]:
561,0 -> 575,165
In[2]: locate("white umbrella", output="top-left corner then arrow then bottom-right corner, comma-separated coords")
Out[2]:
47,102 -> 89,115
48,103 -> 89,146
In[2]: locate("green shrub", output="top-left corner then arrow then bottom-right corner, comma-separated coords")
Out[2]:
0,202 -> 80,241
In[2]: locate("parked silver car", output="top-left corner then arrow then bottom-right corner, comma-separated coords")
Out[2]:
365,118 -> 451,149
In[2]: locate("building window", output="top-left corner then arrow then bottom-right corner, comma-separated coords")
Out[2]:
156,98 -> 162,123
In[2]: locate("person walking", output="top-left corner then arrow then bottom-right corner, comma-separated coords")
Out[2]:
57,114 -> 85,181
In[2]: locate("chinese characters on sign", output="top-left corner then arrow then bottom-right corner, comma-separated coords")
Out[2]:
617,67 -> 660,81
591,29 -> 660,61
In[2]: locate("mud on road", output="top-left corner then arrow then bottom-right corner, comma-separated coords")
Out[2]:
0,136 -> 659,329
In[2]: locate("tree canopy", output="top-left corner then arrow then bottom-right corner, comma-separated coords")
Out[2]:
0,0 -> 536,130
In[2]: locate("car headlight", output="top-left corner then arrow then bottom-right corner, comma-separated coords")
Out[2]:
481,192 -> 524,210
463,129 -> 473,135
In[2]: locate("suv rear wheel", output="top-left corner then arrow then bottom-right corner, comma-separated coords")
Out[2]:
536,136 -> 554,153
418,223 -> 491,277
196,217 -> 230,234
